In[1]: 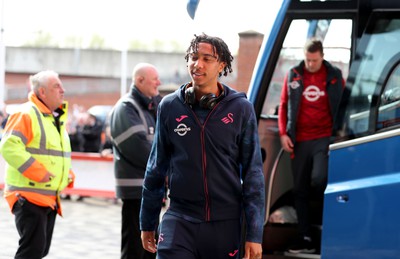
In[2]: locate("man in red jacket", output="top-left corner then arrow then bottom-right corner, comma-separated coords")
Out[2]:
278,38 -> 344,254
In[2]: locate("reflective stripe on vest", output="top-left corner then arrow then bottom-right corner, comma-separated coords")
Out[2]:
24,106 -> 71,157
6,184 -> 57,196
111,94 -> 154,147
115,178 -> 144,187
113,125 -> 147,146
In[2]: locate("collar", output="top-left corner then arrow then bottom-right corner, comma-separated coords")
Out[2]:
130,84 -> 155,110
28,91 -> 67,116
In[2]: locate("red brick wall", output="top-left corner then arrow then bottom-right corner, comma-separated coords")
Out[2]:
65,92 -> 120,110
5,73 -> 122,109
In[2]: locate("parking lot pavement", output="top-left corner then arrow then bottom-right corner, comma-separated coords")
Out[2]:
0,193 -> 122,259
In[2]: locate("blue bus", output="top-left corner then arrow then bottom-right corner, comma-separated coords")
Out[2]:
248,0 -> 400,258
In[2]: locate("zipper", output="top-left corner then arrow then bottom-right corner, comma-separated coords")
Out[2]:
188,102 -> 221,221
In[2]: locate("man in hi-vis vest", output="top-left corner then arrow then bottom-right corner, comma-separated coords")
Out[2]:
0,70 -> 75,259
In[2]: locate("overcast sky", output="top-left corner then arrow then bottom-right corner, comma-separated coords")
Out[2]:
0,0 -> 281,53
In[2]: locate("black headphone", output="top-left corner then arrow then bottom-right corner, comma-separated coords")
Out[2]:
185,85 -> 224,109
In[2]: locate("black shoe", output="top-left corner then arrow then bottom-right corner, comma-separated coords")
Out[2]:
287,236 -> 316,254
60,194 -> 71,200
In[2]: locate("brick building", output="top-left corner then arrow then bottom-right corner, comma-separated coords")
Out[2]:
3,31 -> 264,110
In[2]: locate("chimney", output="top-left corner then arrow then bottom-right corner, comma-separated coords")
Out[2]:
236,30 -> 264,93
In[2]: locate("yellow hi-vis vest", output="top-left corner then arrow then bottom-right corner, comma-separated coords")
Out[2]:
0,96 -> 72,213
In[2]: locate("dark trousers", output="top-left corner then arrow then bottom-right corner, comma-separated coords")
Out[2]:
121,199 -> 156,259
13,198 -> 57,259
157,212 -> 241,259
291,137 -> 329,237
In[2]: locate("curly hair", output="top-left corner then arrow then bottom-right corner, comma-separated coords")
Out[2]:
185,33 -> 234,77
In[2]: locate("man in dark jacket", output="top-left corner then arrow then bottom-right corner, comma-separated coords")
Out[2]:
140,33 -> 265,259
110,63 -> 161,259
278,38 -> 344,254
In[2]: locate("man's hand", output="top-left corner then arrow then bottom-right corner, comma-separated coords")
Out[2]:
280,134 -> 294,153
243,241 -> 262,259
141,231 -> 157,253
67,172 -> 75,188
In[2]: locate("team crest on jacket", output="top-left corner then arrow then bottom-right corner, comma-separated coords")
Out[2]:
289,80 -> 300,89
221,113 -> 234,124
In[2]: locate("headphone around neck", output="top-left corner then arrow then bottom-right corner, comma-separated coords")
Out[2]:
184,85 -> 224,110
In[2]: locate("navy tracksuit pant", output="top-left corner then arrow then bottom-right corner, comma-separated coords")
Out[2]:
156,212 -> 242,259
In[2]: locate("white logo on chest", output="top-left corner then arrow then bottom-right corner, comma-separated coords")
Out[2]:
174,123 -> 191,136
303,85 -> 325,102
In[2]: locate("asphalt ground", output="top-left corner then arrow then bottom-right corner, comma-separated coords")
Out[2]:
0,193 -> 122,259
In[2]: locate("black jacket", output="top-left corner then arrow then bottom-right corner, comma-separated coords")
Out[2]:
81,115 -> 103,152
286,60 -> 343,142
110,85 -> 160,199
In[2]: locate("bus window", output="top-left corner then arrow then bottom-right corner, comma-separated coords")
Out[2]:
261,19 -> 351,118
377,63 -> 400,130
337,16 -> 400,139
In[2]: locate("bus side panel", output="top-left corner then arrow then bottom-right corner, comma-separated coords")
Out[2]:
322,136 -> 400,259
